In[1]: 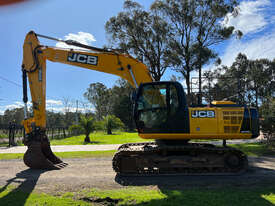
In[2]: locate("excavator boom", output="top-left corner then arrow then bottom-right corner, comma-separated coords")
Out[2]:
21,31 -> 152,169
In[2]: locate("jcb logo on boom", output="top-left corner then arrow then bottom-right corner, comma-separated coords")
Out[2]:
191,110 -> 215,118
67,53 -> 98,65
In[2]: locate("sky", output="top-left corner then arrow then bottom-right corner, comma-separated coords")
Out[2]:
0,0 -> 274,114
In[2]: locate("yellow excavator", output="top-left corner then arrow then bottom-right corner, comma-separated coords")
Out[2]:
21,31 -> 259,174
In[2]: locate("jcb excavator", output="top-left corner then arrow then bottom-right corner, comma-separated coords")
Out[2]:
21,31 -> 259,174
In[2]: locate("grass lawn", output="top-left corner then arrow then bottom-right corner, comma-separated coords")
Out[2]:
50,131 -> 151,145
1,186 -> 275,206
0,132 -> 148,147
0,143 -> 274,161
231,143 -> 275,157
0,186 -> 89,206
0,150 -> 116,160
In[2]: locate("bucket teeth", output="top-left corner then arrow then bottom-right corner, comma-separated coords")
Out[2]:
41,137 -> 63,164
23,140 -> 67,170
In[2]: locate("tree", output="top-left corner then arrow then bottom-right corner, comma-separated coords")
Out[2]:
152,0 -> 239,103
246,59 -> 275,107
105,0 -> 171,81
83,83 -> 112,120
260,97 -> 275,144
103,115 -> 124,135
46,111 -> 64,128
203,54 -> 274,106
79,115 -> 95,143
110,79 -> 135,131
61,97 -> 77,127
2,107 -> 24,126
68,124 -> 85,136
83,79 -> 136,131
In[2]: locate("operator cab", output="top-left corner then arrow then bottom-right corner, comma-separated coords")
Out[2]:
134,81 -> 190,134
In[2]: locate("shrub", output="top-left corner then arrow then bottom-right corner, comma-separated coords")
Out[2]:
68,124 -> 85,136
94,121 -> 104,131
103,115 -> 124,134
79,115 -> 95,143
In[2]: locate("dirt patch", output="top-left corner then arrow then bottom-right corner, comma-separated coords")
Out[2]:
0,156 -> 275,194
80,197 -> 122,206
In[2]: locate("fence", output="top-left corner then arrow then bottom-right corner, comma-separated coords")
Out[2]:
0,124 -> 72,144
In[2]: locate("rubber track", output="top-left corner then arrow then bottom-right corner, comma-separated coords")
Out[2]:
112,142 -> 248,176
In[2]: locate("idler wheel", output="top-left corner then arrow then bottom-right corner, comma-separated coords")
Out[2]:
224,152 -> 241,169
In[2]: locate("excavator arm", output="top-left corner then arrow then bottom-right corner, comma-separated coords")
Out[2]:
21,31 -> 152,169
22,31 -> 152,133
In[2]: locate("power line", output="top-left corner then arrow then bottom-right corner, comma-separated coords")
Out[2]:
0,74 -> 22,88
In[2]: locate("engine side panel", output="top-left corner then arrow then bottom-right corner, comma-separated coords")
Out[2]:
139,106 -> 257,140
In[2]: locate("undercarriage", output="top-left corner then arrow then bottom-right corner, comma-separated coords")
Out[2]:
112,141 -> 248,175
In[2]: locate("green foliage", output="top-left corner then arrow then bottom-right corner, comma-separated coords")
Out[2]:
79,115 -> 95,142
203,54 -> 274,106
105,0 -> 171,81
93,120 -> 105,131
260,97 -> 275,142
103,115 -> 124,134
110,79 -> 135,131
0,107 -> 24,126
83,82 -> 112,120
68,124 -> 85,136
83,79 -> 135,132
151,0 -> 239,97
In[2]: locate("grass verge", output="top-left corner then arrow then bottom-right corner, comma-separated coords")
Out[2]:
1,186 -> 275,206
0,150 -> 116,160
50,132 -> 151,145
231,143 -> 275,157
0,132 -> 147,146
79,187 -> 275,206
0,186 -> 89,206
0,143 -> 274,160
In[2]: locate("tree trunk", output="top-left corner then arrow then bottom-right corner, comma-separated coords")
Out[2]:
84,133 -> 90,142
198,42 -> 202,105
107,128 -> 112,135
185,71 -> 191,106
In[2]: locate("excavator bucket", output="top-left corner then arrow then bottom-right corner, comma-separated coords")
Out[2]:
23,135 -> 67,170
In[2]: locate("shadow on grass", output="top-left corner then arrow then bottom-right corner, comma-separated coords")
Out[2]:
83,141 -> 102,145
0,169 -> 46,206
233,143 -> 275,157
114,166 -> 275,206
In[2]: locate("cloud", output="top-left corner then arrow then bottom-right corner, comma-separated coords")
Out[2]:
0,101 -> 25,115
48,106 -> 94,114
46,99 -> 62,106
223,0 -> 272,35
220,29 -> 275,66
1,101 -> 25,110
56,32 -> 96,50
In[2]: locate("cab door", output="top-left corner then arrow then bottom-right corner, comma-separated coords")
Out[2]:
134,82 -> 189,134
